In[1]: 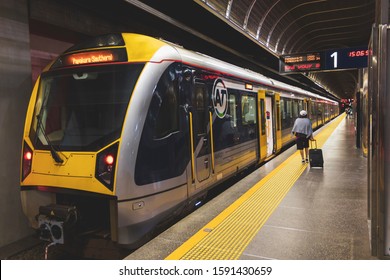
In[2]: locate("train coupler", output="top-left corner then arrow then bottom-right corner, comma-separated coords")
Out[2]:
37,204 -> 77,244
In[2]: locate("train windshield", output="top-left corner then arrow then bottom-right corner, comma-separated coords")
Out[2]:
30,64 -> 144,151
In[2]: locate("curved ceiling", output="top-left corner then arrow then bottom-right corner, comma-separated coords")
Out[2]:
64,0 -> 375,100
204,0 -> 375,55
194,0 -> 375,99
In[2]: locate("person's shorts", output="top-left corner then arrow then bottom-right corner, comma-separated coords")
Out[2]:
296,135 -> 309,150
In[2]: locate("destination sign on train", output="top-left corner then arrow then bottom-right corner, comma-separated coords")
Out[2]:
65,50 -> 116,66
53,48 -> 127,69
280,46 -> 369,73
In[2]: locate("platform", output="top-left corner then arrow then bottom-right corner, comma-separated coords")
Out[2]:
125,114 -> 376,260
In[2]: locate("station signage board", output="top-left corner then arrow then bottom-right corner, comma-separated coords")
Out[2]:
323,47 -> 369,71
280,53 -> 321,73
280,46 -> 369,74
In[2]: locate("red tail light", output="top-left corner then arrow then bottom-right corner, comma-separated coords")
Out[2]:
24,151 -> 32,160
95,143 -> 118,191
104,155 -> 115,165
22,142 -> 33,181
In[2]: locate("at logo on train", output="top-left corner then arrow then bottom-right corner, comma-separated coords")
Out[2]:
212,78 -> 228,118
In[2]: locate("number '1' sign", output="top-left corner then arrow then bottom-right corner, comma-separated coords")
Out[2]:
325,47 -> 369,70
279,46 -> 369,73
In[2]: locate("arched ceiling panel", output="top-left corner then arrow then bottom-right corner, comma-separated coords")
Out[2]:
196,0 -> 375,99
200,0 -> 374,55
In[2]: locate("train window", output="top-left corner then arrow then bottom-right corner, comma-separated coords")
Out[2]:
286,99 -> 292,118
311,103 -> 316,123
228,94 -> 237,128
30,64 -> 144,151
281,97 -> 294,130
239,94 -> 257,142
135,63 -> 189,185
241,95 -> 257,125
280,99 -> 285,120
276,101 -> 281,131
193,82 -> 208,135
292,100 -> 299,119
298,100 -> 304,113
154,79 -> 179,139
260,99 -> 266,135
213,91 -> 239,151
193,83 -> 205,109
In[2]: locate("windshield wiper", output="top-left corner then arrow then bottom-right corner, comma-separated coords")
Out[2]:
36,115 -> 64,164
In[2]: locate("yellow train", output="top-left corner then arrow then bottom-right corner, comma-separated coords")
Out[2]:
20,33 -> 339,252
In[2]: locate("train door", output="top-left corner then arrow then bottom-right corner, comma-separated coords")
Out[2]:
311,101 -> 317,127
304,98 -> 309,112
274,93 -> 282,153
258,90 -> 267,162
318,103 -> 324,126
192,81 -> 211,183
265,95 -> 274,157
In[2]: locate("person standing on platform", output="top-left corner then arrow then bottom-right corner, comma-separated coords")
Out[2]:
291,110 -> 314,163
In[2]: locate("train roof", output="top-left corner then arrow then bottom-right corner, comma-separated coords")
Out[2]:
51,33 -> 337,104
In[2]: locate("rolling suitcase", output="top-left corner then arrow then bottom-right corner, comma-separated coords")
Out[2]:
309,140 -> 323,168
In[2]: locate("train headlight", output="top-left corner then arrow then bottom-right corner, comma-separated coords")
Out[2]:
96,143 -> 118,191
22,142 -> 33,181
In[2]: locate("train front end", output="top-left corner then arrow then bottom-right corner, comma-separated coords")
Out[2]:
20,33 -> 167,250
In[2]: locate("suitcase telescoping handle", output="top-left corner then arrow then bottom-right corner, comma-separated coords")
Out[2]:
310,139 -> 317,149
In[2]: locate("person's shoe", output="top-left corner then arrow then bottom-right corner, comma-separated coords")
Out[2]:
305,159 -> 309,163
301,159 -> 305,163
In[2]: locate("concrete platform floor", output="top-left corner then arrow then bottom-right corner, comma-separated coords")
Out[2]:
126,116 -> 376,260
240,117 -> 374,260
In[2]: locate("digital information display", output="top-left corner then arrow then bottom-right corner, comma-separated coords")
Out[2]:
52,48 -> 128,69
323,47 -> 369,71
280,46 -> 369,74
280,53 -> 321,73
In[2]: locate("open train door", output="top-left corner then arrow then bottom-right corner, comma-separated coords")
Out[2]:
261,92 -> 282,158
265,94 -> 274,157
265,95 -> 276,157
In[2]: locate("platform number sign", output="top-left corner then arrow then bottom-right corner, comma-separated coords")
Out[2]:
330,51 -> 338,68
280,46 -> 369,73
325,47 -> 369,70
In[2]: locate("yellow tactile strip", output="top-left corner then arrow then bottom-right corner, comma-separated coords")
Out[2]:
166,114 -> 346,260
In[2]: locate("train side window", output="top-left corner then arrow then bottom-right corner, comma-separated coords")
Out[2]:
281,98 -> 293,130
286,99 -> 292,118
242,95 -> 257,125
280,98 -> 285,120
260,99 -> 266,135
311,103 -> 316,122
298,100 -> 303,113
135,63 -> 189,186
193,82 -> 207,135
292,100 -> 299,119
213,90 -> 239,151
276,101 -> 281,131
228,93 -> 237,127
151,67 -> 179,139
